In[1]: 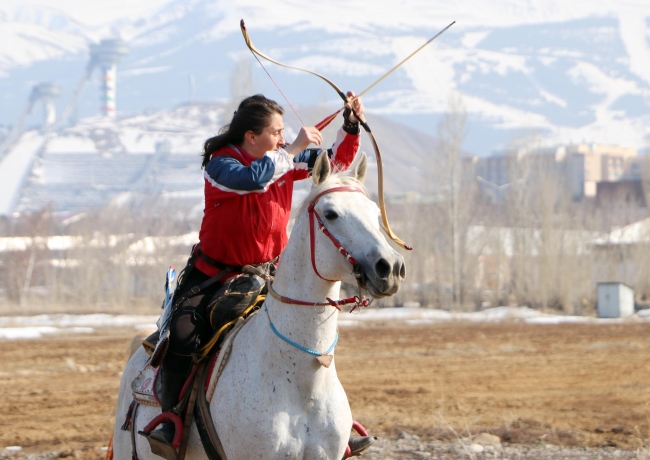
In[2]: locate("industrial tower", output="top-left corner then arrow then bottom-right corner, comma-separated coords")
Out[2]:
48,38 -> 129,132
90,39 -> 129,118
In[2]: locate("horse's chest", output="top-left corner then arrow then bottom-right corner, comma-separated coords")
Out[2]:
215,373 -> 351,459
212,317 -> 352,458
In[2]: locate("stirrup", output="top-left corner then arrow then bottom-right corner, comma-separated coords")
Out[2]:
343,421 -> 376,458
138,412 -> 183,460
346,435 -> 377,457
143,436 -> 178,460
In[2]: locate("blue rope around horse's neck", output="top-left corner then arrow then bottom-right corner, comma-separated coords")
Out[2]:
265,306 -> 338,356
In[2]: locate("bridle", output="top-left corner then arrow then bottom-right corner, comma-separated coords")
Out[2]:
269,185 -> 372,312
308,186 -> 364,282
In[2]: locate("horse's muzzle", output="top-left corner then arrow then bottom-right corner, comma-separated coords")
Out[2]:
359,252 -> 405,299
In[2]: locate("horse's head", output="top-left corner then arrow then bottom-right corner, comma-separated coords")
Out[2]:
299,151 -> 406,299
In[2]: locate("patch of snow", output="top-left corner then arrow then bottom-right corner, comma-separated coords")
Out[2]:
337,306 -> 650,326
0,308 -> 647,340
0,313 -> 159,328
0,326 -> 94,339
618,14 -> 650,86
0,132 -> 46,216
539,89 -> 567,108
47,135 -> 99,153
462,30 -> 491,49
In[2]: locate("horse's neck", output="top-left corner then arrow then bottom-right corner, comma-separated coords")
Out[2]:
266,212 -> 340,358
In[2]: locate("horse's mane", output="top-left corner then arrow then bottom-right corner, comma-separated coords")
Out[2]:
297,173 -> 368,216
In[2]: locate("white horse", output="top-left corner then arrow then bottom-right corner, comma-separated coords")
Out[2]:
113,151 -> 405,460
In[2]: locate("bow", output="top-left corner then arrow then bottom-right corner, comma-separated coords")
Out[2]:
240,20 -> 454,251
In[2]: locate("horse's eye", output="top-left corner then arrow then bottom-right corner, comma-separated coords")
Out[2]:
324,210 -> 339,220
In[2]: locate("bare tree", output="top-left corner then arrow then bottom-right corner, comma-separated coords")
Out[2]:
434,92 -> 469,308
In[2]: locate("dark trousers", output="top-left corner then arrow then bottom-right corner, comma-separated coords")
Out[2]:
160,267 -> 222,410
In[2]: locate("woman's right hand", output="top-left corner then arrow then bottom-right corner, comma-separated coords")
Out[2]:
285,126 -> 322,156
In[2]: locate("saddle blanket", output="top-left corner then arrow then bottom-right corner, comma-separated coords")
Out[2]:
131,314 -> 252,406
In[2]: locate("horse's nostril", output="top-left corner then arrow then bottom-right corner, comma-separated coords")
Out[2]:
399,261 -> 406,278
375,259 -> 391,279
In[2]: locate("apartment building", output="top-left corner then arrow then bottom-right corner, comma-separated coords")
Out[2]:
567,144 -> 636,199
465,143 -> 639,201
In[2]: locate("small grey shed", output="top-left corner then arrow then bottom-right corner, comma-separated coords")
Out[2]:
597,282 -> 634,318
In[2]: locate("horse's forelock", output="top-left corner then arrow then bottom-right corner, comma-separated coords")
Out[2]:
297,174 -> 367,215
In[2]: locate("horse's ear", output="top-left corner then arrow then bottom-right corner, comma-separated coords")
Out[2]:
312,150 -> 331,185
350,151 -> 367,183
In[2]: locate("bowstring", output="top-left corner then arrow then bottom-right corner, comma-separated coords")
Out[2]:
248,50 -> 306,127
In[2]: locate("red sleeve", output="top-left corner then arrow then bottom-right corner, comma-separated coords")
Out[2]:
330,127 -> 360,173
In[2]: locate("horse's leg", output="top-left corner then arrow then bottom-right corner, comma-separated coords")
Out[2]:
301,369 -> 353,460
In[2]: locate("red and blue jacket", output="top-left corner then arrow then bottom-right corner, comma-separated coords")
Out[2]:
196,127 -> 360,276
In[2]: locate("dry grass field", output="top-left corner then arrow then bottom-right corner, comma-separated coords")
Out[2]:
1,320 -> 649,457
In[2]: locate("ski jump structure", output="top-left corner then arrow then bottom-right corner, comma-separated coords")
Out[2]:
0,39 -> 129,216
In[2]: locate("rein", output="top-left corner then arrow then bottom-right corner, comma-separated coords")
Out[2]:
267,281 -> 370,312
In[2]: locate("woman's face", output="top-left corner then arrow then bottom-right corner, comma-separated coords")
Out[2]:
247,113 -> 285,159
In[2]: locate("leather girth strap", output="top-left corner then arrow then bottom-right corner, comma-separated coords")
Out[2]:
194,361 -> 227,460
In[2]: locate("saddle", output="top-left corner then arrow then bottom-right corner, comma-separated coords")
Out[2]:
142,270 -> 268,358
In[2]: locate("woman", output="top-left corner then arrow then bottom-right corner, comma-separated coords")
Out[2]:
146,92 -> 371,454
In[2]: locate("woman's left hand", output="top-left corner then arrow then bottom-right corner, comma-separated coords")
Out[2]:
345,90 -> 364,122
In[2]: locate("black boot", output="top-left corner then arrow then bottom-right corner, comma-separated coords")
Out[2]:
348,436 -> 377,456
148,366 -> 189,444
144,301 -> 208,458
148,421 -> 176,445
144,417 -> 179,460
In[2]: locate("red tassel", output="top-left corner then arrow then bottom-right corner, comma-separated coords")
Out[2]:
121,400 -> 136,431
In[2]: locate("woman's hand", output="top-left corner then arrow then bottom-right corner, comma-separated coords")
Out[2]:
284,126 -> 322,157
345,90 -> 364,122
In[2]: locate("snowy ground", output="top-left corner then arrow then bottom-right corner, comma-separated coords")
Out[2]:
1,306 -> 648,340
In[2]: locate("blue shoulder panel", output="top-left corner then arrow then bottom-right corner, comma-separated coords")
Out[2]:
205,155 -> 276,191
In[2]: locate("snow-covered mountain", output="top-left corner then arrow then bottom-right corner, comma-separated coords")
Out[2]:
0,0 -> 649,157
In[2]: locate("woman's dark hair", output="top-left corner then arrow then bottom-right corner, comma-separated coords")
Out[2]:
202,94 -> 284,168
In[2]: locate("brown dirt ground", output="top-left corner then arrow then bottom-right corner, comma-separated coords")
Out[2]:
1,321 -> 650,457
